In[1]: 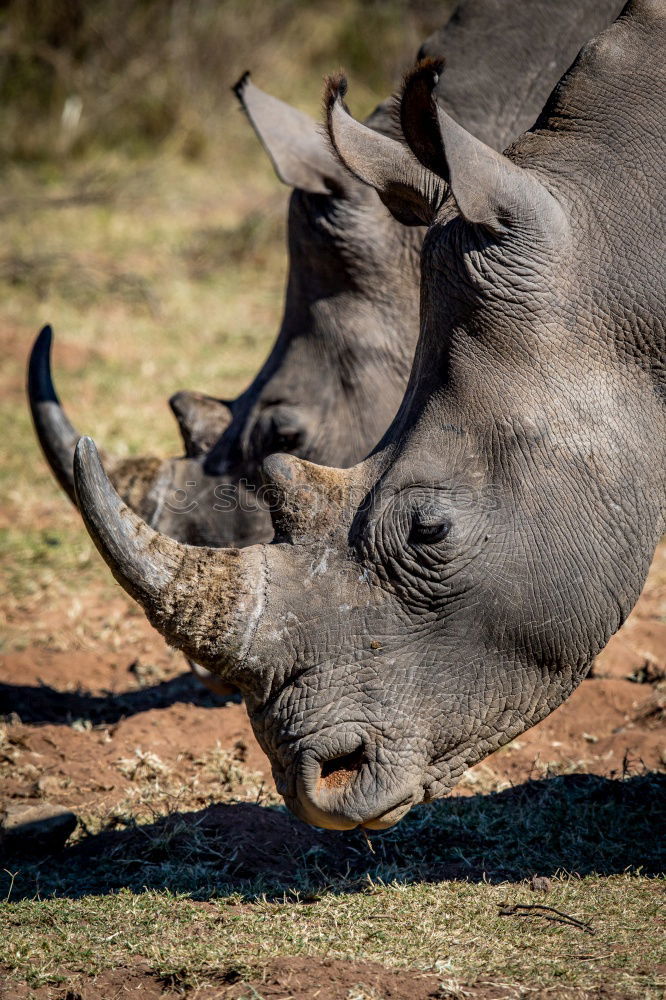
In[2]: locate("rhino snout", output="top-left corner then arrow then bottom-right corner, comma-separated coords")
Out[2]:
290,737 -> 420,831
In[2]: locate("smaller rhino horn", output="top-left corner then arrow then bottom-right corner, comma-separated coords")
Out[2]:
169,391 -> 233,458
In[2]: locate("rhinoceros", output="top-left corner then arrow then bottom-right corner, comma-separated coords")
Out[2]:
29,0 -> 623,552
30,0 -> 622,698
69,0 -> 666,831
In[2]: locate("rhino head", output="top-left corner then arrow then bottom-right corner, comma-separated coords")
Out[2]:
30,0 -> 626,550
28,77 -> 420,559
202,74 -> 421,481
71,0 -> 665,830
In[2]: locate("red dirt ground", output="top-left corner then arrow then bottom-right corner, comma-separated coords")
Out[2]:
0,956 -> 643,1000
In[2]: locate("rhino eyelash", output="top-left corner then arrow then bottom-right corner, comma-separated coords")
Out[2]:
409,520 -> 451,545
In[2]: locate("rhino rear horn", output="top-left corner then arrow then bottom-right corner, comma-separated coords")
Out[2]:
324,74 -> 446,226
169,391 -> 232,457
234,71 -> 349,196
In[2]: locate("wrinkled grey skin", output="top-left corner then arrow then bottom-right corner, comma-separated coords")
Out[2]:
29,0 -> 622,698
73,0 -> 665,832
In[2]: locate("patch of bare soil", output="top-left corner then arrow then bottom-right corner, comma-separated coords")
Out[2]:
0,662 -> 269,815
1,595 -> 274,824
1,546 -> 665,828
0,957 -> 642,1000
0,960 -> 447,999
225,956 -> 635,1000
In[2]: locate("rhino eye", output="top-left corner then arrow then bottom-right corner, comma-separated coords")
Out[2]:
268,418 -> 306,454
410,507 -> 451,545
254,407 -> 306,457
270,425 -> 304,454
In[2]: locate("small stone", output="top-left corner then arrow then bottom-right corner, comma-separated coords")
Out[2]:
1,801 -> 77,856
530,874 -> 551,893
37,774 -> 62,797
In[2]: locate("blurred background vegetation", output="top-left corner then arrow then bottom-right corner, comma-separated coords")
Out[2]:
0,0 -> 452,162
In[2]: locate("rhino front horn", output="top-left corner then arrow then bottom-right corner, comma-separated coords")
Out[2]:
28,324 -> 81,504
73,436 -> 266,683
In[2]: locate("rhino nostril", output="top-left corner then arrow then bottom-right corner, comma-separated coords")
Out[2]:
317,746 -> 365,793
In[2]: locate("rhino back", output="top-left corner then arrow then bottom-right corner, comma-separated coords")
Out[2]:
509,0 -> 666,380
421,0 -> 627,150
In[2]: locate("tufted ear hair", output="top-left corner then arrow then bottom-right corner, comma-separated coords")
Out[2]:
401,61 -> 567,239
233,71 -> 350,196
324,74 -> 447,226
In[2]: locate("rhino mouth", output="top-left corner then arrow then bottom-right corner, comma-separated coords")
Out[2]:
289,785 -> 417,831
269,740 -> 421,830
360,795 -> 416,830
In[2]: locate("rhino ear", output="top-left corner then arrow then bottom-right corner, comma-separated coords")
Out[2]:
401,62 -> 566,239
399,60 -> 449,179
169,391 -> 232,458
324,74 -> 446,226
233,71 -> 349,196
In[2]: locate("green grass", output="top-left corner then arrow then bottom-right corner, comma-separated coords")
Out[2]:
1,774 -> 664,994
1,877 -> 663,994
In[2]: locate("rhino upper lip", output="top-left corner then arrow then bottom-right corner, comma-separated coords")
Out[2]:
280,786 -> 414,830
359,794 -> 415,829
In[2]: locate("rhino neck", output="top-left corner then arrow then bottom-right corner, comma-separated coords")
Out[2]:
283,187 -> 421,453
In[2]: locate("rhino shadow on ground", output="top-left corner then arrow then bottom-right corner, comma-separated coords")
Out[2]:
2,772 -> 664,901
0,672 -> 236,726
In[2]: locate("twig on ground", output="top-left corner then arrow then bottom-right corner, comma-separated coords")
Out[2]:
499,903 -> 595,934
3,868 -> 19,902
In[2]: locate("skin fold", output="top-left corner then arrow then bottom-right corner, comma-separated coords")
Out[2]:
72,0 -> 665,831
